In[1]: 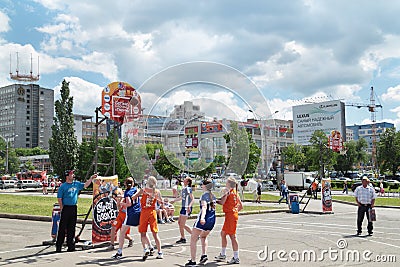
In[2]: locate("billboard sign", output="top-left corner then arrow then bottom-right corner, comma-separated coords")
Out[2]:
292,100 -> 346,145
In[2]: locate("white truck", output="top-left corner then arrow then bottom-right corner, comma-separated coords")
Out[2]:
283,172 -> 316,191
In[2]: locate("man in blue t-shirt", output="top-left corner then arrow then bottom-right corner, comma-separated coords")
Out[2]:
55,170 -> 96,252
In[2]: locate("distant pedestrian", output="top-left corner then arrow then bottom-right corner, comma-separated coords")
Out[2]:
354,177 -> 376,236
342,180 -> 348,194
311,179 -> 318,199
55,170 -> 96,252
255,179 -> 262,203
278,180 -> 288,204
379,180 -> 385,196
215,177 -> 243,264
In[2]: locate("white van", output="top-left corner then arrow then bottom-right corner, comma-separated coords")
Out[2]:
0,180 -> 17,189
17,179 -> 41,189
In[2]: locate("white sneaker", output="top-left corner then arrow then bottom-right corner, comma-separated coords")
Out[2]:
156,252 -> 164,259
106,244 -> 114,251
143,248 -> 150,261
227,257 -> 240,264
215,254 -> 226,261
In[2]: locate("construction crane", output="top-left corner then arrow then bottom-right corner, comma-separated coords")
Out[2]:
345,86 -> 382,172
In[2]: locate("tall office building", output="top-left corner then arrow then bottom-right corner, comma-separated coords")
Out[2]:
0,83 -> 54,149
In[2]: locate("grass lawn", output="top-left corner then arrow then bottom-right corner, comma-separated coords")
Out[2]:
333,195 -> 400,206
0,193 -> 280,217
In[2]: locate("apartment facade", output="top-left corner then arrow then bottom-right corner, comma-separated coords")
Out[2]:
0,83 -> 54,149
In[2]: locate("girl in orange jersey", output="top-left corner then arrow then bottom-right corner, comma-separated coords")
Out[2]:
138,176 -> 164,261
215,177 -> 243,264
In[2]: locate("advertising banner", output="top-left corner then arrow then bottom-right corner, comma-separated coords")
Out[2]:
292,100 -> 346,145
321,178 -> 333,213
101,81 -> 141,124
92,175 -> 119,244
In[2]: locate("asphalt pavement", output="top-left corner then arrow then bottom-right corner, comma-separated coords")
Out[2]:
0,189 -> 399,266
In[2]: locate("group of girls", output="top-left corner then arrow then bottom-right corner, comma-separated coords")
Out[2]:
171,176 -> 243,266
110,175 -> 243,266
111,176 -> 164,261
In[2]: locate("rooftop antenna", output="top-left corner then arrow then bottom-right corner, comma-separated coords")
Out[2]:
9,52 -> 40,82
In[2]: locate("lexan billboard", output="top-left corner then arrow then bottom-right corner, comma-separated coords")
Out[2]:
292,100 -> 346,145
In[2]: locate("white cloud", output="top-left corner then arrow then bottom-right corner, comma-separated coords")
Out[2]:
382,85 -> 400,102
53,76 -> 103,115
0,10 -> 10,33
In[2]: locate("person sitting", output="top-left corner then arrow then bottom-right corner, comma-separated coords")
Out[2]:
163,198 -> 175,222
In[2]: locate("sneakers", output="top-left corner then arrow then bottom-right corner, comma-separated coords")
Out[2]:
111,252 -> 122,259
149,247 -> 155,256
185,259 -> 197,266
128,239 -> 133,247
143,248 -> 150,261
215,254 -> 226,261
199,254 -> 208,264
176,238 -> 186,244
169,217 -> 175,222
156,252 -> 164,259
368,232 -> 373,236
227,257 -> 240,264
106,244 -> 115,251
356,231 -> 362,236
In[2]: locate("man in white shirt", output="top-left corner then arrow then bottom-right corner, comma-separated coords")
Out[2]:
354,177 -> 376,236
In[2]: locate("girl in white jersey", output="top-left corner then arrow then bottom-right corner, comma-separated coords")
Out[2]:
171,177 -> 194,244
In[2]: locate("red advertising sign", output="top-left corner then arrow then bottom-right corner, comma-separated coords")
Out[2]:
101,81 -> 141,124
321,178 -> 333,213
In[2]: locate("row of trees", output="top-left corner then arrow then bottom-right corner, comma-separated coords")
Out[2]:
282,128 -> 400,177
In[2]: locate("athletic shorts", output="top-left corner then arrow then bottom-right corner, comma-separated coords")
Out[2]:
222,212 -> 238,235
179,207 -> 192,216
123,211 -> 140,227
138,209 -> 158,233
194,212 -> 215,231
113,211 -> 131,234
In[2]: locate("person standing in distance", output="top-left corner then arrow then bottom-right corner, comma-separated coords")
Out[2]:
56,170 -> 96,252
354,177 -> 376,236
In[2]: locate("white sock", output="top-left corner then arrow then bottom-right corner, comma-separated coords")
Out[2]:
233,251 -> 239,259
221,247 -> 226,256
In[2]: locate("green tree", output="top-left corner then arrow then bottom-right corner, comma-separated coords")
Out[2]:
281,144 -> 306,171
224,121 -> 250,177
245,132 -> 261,177
76,138 -> 96,180
377,128 -> 400,176
49,80 -> 79,180
308,130 -> 336,177
153,149 -> 183,182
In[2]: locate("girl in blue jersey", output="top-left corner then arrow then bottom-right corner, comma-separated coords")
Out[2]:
185,179 -> 216,266
112,177 -> 141,259
171,177 -> 194,244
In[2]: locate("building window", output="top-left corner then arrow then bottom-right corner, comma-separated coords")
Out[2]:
40,91 -> 44,94
26,127 -> 30,131
27,116 -> 30,120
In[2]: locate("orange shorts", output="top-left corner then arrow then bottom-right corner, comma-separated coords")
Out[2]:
138,209 -> 158,233
112,211 -> 131,234
222,212 -> 238,235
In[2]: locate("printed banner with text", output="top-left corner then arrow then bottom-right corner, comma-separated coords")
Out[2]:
92,175 -> 119,244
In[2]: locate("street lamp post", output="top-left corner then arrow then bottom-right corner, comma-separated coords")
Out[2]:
1,135 -> 18,175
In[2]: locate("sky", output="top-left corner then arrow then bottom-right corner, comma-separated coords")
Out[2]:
1,0 -> 400,129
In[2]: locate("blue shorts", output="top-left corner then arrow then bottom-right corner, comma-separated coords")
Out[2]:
179,207 -> 192,216
124,212 -> 140,226
194,212 -> 215,231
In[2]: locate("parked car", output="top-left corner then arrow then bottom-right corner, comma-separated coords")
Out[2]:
385,180 -> 400,184
1,180 -> 17,189
338,177 -> 352,182
17,179 -> 41,189
351,182 -> 379,193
